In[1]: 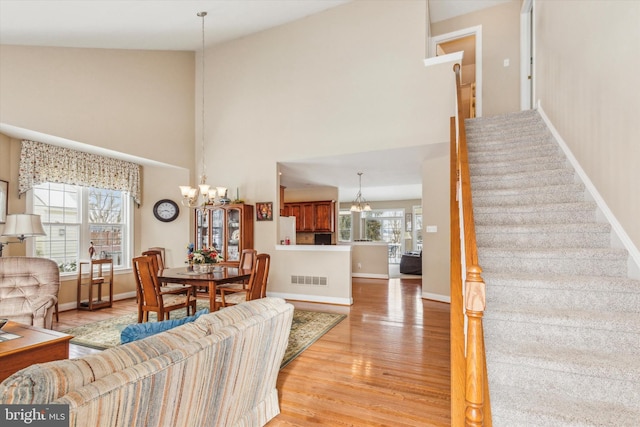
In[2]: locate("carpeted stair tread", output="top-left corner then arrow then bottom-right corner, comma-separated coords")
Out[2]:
483,302 -> 640,334
477,222 -> 611,248
489,385 -> 640,427
474,201 -> 598,226
470,167 -> 576,185
479,246 -> 628,276
470,158 -> 570,175
482,272 -> 639,292
470,169 -> 576,190
473,184 -> 586,206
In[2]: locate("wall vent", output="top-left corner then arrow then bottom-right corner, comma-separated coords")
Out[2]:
291,275 -> 328,286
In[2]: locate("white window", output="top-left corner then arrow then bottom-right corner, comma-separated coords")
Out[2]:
362,209 -> 405,264
338,210 -> 352,242
31,183 -> 132,272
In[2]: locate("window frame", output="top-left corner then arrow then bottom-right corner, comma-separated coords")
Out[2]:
27,183 -> 134,276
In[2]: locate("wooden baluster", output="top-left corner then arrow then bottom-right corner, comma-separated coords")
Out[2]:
465,265 -> 486,427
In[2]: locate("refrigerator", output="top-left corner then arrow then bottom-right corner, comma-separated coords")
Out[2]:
279,216 -> 296,245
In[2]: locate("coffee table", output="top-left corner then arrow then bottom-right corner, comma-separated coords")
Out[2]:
0,321 -> 72,382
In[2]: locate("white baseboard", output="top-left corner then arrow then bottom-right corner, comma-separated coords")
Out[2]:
537,103 -> 640,279
57,291 -> 137,313
422,292 -> 451,304
351,273 -> 389,279
267,292 -> 352,306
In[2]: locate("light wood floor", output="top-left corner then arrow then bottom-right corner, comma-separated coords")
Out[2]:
54,277 -> 451,426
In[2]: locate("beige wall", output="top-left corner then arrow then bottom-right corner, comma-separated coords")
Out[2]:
0,45 -> 195,307
0,45 -> 195,168
534,0 -> 640,256
203,0 -> 454,301
421,143 -> 450,302
431,0 -> 521,116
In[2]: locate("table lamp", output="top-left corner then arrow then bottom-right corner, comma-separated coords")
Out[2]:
0,214 -> 46,257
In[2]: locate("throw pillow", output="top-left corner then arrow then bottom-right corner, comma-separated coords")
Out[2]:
120,308 -> 209,344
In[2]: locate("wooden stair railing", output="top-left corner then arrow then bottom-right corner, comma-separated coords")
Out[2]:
450,63 -> 491,426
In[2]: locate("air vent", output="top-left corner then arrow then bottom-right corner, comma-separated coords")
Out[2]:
291,275 -> 328,286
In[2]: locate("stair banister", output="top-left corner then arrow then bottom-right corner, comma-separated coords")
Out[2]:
450,63 -> 491,426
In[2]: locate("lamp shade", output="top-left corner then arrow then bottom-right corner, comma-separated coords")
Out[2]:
1,214 -> 46,240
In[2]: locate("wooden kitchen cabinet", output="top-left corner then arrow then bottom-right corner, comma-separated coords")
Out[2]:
313,201 -> 334,232
283,200 -> 335,232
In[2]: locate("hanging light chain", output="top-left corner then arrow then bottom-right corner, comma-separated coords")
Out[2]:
198,11 -> 207,184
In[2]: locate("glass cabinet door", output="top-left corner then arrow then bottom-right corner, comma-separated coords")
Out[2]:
210,208 -> 224,255
195,209 -> 209,250
226,207 -> 241,262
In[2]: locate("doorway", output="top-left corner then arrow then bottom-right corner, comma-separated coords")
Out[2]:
430,25 -> 483,118
520,0 -> 534,110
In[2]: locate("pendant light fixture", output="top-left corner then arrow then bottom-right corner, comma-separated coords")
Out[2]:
350,172 -> 371,212
179,11 -> 217,208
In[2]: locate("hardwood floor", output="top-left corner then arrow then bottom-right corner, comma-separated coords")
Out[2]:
54,277 -> 451,426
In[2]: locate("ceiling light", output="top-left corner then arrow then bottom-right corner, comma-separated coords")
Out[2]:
350,172 -> 371,212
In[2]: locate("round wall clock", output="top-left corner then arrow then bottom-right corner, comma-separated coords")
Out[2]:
153,199 -> 180,222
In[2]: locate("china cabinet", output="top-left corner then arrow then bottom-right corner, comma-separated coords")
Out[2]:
194,204 -> 254,264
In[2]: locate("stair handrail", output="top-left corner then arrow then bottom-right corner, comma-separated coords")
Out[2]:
451,63 -> 491,426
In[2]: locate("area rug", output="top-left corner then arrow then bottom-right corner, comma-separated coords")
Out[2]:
63,302 -> 345,368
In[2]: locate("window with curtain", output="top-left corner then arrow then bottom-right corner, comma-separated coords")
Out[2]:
31,183 -> 132,272
19,140 -> 139,272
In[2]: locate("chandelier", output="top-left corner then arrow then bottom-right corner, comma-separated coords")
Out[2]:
179,12 -> 228,208
350,172 -> 371,212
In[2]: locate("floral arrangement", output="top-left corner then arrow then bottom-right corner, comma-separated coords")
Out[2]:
187,243 -> 223,264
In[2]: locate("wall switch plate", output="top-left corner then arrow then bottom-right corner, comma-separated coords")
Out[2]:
426,226 -> 438,233
504,58 -> 510,67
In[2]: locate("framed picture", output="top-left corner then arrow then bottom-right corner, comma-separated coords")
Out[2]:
256,202 -> 273,221
405,213 -> 412,232
0,180 -> 7,223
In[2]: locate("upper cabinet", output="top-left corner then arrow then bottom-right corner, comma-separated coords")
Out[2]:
283,200 -> 335,232
194,204 -> 254,264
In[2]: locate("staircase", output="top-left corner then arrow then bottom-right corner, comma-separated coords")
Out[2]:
465,110 -> 640,426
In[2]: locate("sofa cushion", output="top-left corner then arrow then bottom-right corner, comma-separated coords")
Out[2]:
120,308 -> 209,344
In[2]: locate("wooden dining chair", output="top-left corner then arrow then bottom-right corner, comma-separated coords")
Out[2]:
218,253 -> 270,308
217,249 -> 257,292
132,255 -> 197,323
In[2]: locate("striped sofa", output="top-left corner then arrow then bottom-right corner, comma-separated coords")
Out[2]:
0,297 -> 294,427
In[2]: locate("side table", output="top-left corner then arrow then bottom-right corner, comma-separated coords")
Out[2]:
77,258 -> 114,311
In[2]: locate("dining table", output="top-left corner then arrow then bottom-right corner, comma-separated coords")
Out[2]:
157,265 -> 252,312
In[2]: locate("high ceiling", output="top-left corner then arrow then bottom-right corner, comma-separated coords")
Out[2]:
0,0 -> 512,202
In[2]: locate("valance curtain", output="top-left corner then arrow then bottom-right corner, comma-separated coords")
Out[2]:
18,140 -> 142,205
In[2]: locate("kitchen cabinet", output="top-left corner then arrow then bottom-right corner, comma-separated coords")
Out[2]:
313,201 -> 334,232
194,204 -> 254,264
283,200 -> 335,233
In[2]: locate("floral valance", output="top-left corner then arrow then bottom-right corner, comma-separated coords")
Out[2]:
19,140 -> 142,205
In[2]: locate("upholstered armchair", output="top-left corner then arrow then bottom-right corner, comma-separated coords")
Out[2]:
0,257 -> 60,329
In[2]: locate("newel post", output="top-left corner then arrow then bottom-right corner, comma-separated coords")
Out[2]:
465,264 -> 486,427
